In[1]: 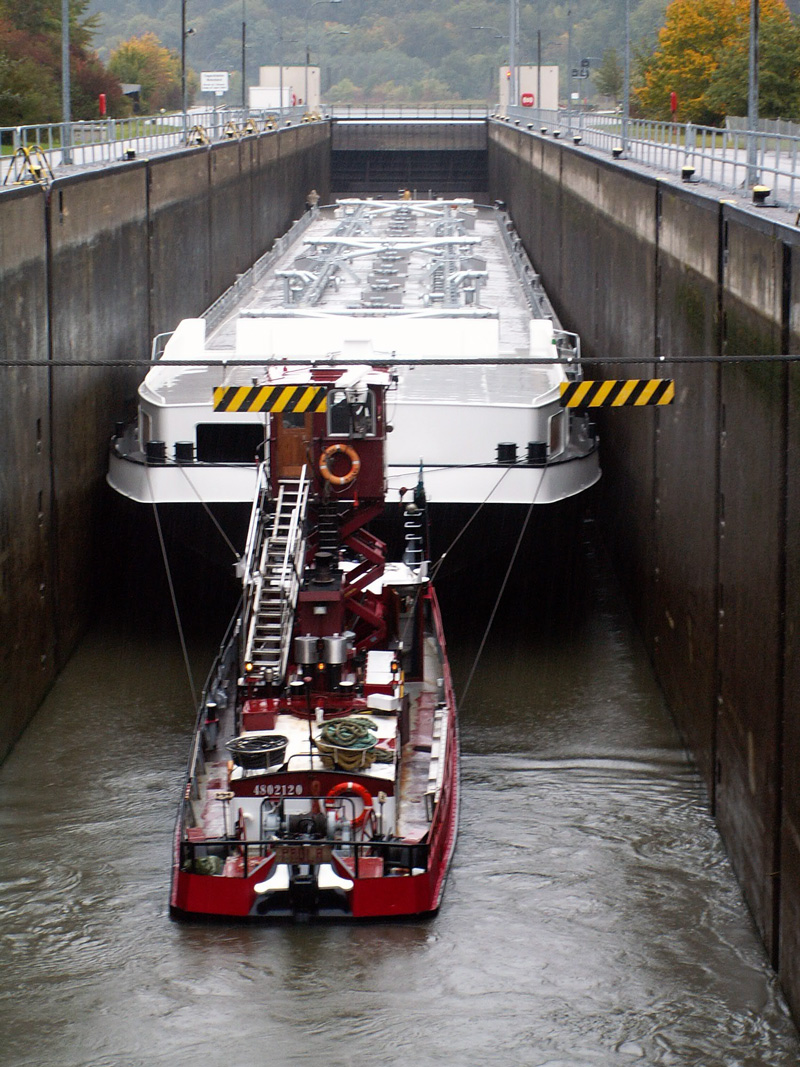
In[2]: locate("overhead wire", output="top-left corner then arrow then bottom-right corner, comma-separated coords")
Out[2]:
3,353 -> 800,367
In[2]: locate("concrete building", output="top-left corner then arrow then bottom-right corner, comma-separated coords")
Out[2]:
498,65 -> 559,111
256,65 -> 320,109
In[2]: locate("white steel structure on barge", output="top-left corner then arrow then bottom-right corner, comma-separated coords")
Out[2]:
108,198 -> 600,509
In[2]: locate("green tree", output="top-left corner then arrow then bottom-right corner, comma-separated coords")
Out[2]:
108,32 -> 184,113
637,0 -> 800,124
0,0 -> 125,125
593,48 -> 624,104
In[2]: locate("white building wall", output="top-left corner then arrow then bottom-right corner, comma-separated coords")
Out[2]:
498,66 -> 559,111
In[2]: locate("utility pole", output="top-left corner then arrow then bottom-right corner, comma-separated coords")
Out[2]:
61,0 -> 72,164
747,0 -> 759,185
537,30 -> 541,112
508,0 -> 517,111
623,0 -> 630,152
567,9 -> 572,111
181,0 -> 187,133
242,0 -> 247,110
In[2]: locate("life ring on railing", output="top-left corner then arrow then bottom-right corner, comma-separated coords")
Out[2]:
319,443 -> 361,487
325,781 -> 373,829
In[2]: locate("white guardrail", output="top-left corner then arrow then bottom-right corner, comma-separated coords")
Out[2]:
4,102 -> 800,212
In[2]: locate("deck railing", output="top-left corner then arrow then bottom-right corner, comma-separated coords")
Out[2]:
179,828 -> 428,880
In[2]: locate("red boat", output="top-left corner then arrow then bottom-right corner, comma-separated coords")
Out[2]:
170,364 -> 459,920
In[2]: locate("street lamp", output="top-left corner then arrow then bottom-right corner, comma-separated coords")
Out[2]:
508,0 -> 519,110
61,0 -> 72,164
304,0 -> 342,109
623,0 -> 630,152
471,27 -> 508,108
242,0 -> 247,110
181,0 -> 195,129
747,0 -> 759,184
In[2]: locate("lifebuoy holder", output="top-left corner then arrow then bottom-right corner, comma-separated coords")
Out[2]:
319,443 -> 361,487
325,780 -> 373,828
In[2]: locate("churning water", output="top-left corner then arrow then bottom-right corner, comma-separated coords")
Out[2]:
1,524 -> 798,1067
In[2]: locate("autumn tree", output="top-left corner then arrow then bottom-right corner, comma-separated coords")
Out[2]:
637,0 -> 800,124
108,33 -> 185,113
0,0 -> 126,125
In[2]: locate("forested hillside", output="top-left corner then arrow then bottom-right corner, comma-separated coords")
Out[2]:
86,0 -> 670,104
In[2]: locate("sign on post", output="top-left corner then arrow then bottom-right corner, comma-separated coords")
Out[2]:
201,71 -> 230,93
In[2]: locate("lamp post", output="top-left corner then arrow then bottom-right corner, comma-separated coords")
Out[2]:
61,0 -> 72,164
471,27 -> 507,108
622,0 -> 630,152
508,0 -> 519,110
747,0 -> 759,185
242,0 -> 247,110
304,0 -> 342,109
181,0 -> 195,132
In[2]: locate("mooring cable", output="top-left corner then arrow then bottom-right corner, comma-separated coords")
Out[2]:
176,464 -> 242,561
429,465 -> 512,581
458,465 -> 547,709
151,499 -> 198,709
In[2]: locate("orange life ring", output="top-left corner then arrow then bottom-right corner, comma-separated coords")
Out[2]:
325,780 -> 373,829
319,443 -> 361,487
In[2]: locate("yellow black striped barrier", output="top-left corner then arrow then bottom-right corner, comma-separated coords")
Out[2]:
213,384 -> 328,413
560,379 -> 675,408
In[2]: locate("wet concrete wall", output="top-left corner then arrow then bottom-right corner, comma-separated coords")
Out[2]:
0,186 -> 56,747
330,115 -> 487,194
0,122 -> 331,763
489,121 -> 800,1021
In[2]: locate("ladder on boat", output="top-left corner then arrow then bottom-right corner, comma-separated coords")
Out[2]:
242,467 -> 309,684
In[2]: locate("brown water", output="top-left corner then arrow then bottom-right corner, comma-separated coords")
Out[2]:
1,534 -> 799,1067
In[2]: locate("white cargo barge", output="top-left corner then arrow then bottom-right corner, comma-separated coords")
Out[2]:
108,198 -> 600,507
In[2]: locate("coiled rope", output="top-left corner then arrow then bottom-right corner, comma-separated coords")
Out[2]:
314,715 -> 394,771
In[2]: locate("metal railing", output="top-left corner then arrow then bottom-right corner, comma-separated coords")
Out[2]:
179,827 -> 428,880
503,106 -> 800,211
327,104 -> 489,120
1,105 -> 323,182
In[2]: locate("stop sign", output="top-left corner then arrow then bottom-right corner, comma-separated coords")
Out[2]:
521,93 -> 535,107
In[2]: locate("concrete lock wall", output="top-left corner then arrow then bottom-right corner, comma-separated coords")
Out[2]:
0,122 -> 331,764
0,186 -> 57,748
488,121 -> 800,1021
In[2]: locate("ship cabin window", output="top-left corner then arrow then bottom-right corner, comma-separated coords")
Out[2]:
196,423 -> 266,463
282,412 -> 306,429
548,409 -> 566,458
327,387 -> 376,438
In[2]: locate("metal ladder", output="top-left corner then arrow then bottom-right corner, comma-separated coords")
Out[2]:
243,468 -> 309,684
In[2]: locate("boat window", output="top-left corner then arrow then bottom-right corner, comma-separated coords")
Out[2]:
282,412 -> 306,429
327,388 -> 376,438
548,409 -> 566,457
196,423 -> 266,463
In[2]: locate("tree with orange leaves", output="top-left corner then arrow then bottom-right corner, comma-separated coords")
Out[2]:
636,0 -> 800,125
